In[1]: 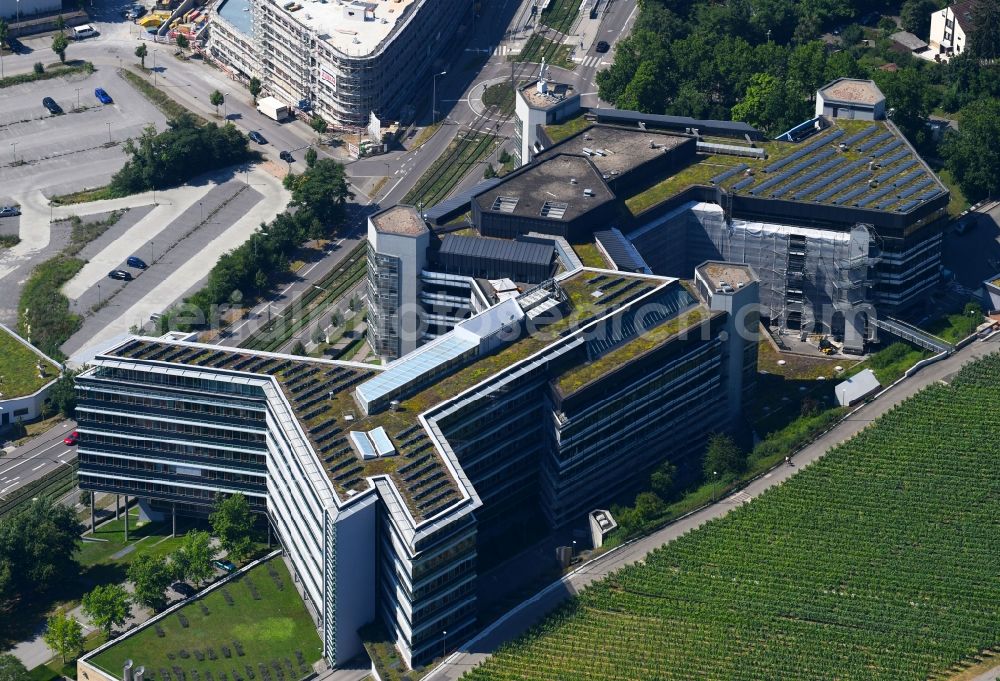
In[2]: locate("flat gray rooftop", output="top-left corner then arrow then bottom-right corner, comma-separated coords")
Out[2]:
371,205 -> 427,236
475,154 -> 615,223
542,125 -> 690,178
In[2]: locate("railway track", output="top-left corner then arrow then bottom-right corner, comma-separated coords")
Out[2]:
403,1 -> 573,209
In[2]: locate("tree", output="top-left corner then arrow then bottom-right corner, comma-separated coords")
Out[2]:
79,490 -> 91,506
54,14 -> 65,32
0,498 -> 81,604
0,654 -> 29,681
969,0 -> 1000,59
483,163 -> 497,179
175,34 -> 189,53
304,147 -> 317,168
51,33 -> 69,64
942,97 -> 1000,202
48,371 -> 77,417
82,584 -> 130,638
839,23 -> 864,47
287,159 -> 352,230
649,461 -> 676,501
309,116 -> 328,137
43,611 -> 83,664
0,19 -> 9,51
703,433 -> 746,480
210,493 -> 254,564
731,73 -> 788,134
899,0 -> 936,40
173,530 -> 214,586
874,67 -> 932,145
290,340 -> 306,356
249,77 -> 262,104
210,89 -> 225,117
633,492 -> 665,522
135,42 -> 148,68
127,555 -> 173,612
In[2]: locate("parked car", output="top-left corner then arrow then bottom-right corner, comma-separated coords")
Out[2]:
71,24 -> 98,40
0,205 -> 21,217
108,269 -> 133,281
127,255 -> 147,269
124,4 -> 146,18
595,40 -> 610,53
279,150 -> 294,162
248,131 -> 267,144
172,582 -> 195,596
64,431 -> 79,445
213,559 -> 237,572
42,97 -> 63,115
95,88 -> 113,105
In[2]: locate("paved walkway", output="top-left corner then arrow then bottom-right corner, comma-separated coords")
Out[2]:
423,336 -> 1000,680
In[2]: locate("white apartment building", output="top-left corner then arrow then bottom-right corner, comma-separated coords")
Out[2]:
207,0 -> 472,127
928,1 -> 975,60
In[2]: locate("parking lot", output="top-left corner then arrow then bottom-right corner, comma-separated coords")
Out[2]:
0,69 -> 167,200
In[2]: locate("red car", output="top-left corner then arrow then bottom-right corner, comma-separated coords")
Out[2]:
64,431 -> 79,445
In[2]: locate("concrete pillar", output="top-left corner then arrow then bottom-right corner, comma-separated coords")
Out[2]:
90,494 -> 95,533
116,494 -> 120,520
124,496 -> 129,541
267,522 -> 271,549
172,503 -> 176,538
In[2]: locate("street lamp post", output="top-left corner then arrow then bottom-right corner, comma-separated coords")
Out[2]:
199,201 -> 204,223
150,240 -> 154,264
432,70 -> 447,125
442,630 -> 447,659
107,122 -> 112,144
75,88 -> 81,110
97,282 -> 102,306
712,470 -> 719,502
223,92 -> 229,120
10,142 -> 15,164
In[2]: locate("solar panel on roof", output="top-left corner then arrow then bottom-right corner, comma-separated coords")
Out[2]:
857,132 -> 893,152
815,170 -> 871,202
794,158 -> 868,200
896,200 -> 919,212
917,189 -> 943,201
893,170 -> 924,188
710,164 -> 749,185
874,159 -> 918,184
870,140 -> 903,158
833,185 -> 870,205
878,150 -> 910,166
773,158 -> 846,197
732,177 -> 755,191
752,148 -> 835,195
763,129 -> 844,173
857,184 -> 897,207
843,125 -> 878,147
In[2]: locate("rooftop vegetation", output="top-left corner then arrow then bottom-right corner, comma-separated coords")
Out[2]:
555,305 -> 710,395
0,326 -> 59,399
544,115 -> 592,144
89,558 -> 321,681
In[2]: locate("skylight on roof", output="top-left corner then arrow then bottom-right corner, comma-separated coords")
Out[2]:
492,196 -> 519,213
540,201 -> 568,219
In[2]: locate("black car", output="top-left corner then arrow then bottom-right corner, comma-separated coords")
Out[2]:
0,205 -> 20,218
127,255 -> 147,269
42,97 -> 63,115
248,131 -> 267,144
595,40 -> 610,53
108,269 -> 133,281
279,150 -> 294,162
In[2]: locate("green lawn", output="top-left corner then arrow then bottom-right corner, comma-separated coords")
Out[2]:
78,508 -> 192,567
89,558 -> 322,681
545,115 -> 591,144
539,0 -> 580,35
510,34 -> 575,70
0,326 -> 59,398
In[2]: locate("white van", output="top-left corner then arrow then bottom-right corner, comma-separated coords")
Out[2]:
71,24 -> 98,40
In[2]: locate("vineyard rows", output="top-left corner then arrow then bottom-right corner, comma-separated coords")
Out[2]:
466,353 -> 1000,681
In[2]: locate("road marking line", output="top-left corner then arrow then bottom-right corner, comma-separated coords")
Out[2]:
32,463 -> 47,471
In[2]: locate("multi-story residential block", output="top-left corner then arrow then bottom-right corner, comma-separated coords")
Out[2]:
76,256 -> 759,671
206,0 -> 472,127
928,1 -> 975,60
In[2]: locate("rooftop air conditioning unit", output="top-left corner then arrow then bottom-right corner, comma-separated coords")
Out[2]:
583,188 -> 595,197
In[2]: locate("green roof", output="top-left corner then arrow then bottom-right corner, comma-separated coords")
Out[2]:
0,326 -> 60,399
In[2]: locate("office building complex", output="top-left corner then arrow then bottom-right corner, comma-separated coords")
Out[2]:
76,254 -> 758,670
207,0 -> 472,127
430,78 -> 949,353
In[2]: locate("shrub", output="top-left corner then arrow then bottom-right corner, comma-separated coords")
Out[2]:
167,653 -> 176,661
244,665 -> 254,679
207,648 -> 217,661
200,602 -> 210,616
233,641 -> 245,656
222,589 -> 235,606
178,650 -> 190,659
34,62 -> 44,74
222,645 -> 232,659
177,613 -> 190,628
160,668 -> 171,681
17,255 -> 84,359
155,624 -> 165,638
194,650 -> 205,662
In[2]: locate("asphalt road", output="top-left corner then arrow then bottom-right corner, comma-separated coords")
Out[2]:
0,420 -> 77,499
942,199 -> 1000,290
422,335 -> 1000,681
